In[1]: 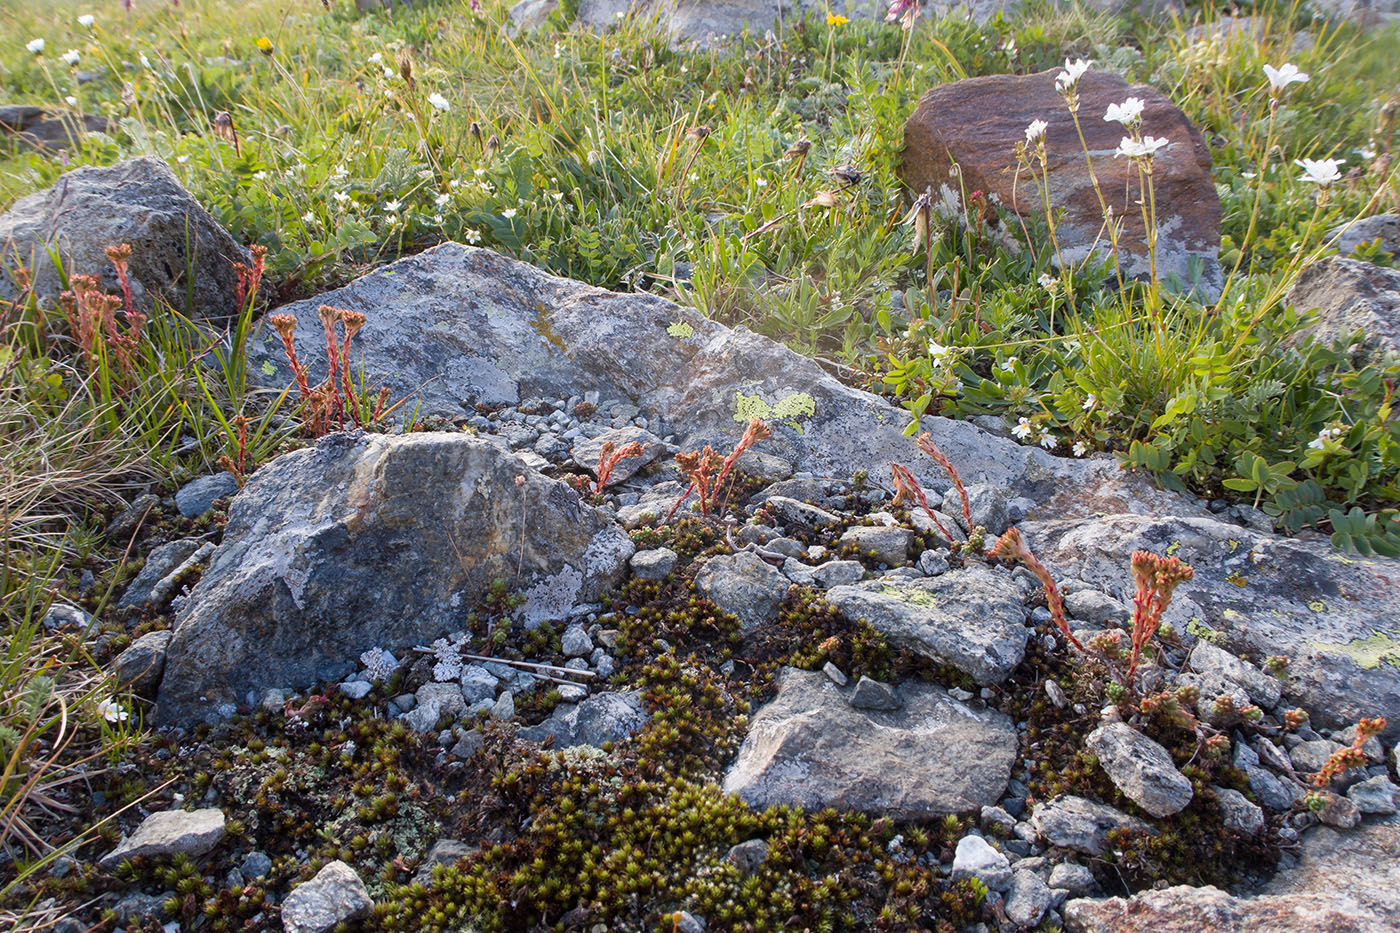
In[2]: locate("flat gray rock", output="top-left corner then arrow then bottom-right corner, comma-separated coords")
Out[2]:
155,432 -> 632,723
570,425 -> 664,485
694,551 -> 790,633
1029,796 -> 1152,857
722,667 -> 1017,818
114,630 -> 172,696
281,860 -> 373,933
824,565 -> 1028,686
517,690 -> 650,749
99,808 -> 225,869
1086,723 -> 1193,818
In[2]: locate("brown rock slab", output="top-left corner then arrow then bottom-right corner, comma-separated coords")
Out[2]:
901,69 -> 1222,299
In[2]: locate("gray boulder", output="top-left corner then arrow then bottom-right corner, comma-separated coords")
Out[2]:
0,156 -> 248,322
1085,723 -> 1193,818
1019,513 -> 1400,738
1286,257 -> 1400,361
113,630 -> 173,696
1328,213 -> 1400,258
243,244 -> 1190,522
722,668 -> 1017,818
517,690 -> 650,749
824,565 -> 1028,686
0,105 -> 110,151
1029,796 -> 1152,857
281,860 -> 373,933
99,808 -> 225,869
694,551 -> 790,632
155,432 -> 632,723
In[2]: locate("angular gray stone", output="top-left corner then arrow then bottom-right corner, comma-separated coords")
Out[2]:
281,860 -> 373,933
1286,257 -> 1400,361
1328,213 -> 1400,258
763,495 -> 843,530
848,676 -> 901,711
733,450 -> 793,482
118,538 -> 203,610
1347,775 -> 1399,815
1029,796 -> 1152,857
570,425 -> 664,485
113,630 -> 172,696
1188,641 -> 1283,709
1289,739 -> 1345,776
1019,513 -> 1400,739
561,623 -> 593,658
1063,589 -> 1129,626
1246,765 -> 1306,812
1006,868 -> 1053,927
404,683 -> 466,733
175,472 -> 240,518
0,157 -> 249,322
1213,786 -> 1265,833
517,690 -> 650,749
244,244 -> 1186,525
839,525 -> 914,566
155,433 -> 632,723
412,838 -> 477,885
694,551 -> 790,633
824,565 -> 1028,686
459,665 -> 499,703
1086,723 -> 1194,818
948,483 -> 1009,536
952,834 -> 1012,891
99,808 -> 226,868
723,668 -> 1017,818
631,547 -> 678,580
811,560 -> 865,588
1049,861 -> 1096,896
724,838 -> 769,874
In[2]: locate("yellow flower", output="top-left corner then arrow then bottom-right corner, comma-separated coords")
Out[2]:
826,12 -> 849,26
255,36 -> 274,56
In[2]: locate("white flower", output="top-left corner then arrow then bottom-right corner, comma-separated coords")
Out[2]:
384,199 -> 402,212
1024,119 -> 1048,143
332,191 -> 350,203
1038,272 -> 1056,290
1115,136 -> 1169,159
755,177 -> 768,187
1055,57 -> 1092,92
253,170 -> 267,180
435,193 -> 450,207
428,92 -> 451,112
1000,356 -> 1017,371
501,207 -> 517,218
1308,426 -> 1344,450
1072,441 -> 1088,457
78,14 -> 95,28
1296,157 -> 1344,186
928,340 -> 953,361
1263,63 -> 1309,93
464,228 -> 482,244
65,95 -> 77,106
97,699 -> 129,723
1039,433 -> 1057,450
302,211 -> 316,222
61,48 -> 80,66
1012,417 -> 1033,440
1103,97 -> 1145,127
140,54 -> 151,69
368,52 -> 383,64
1082,393 -> 1097,411
26,38 -> 45,55
383,66 -> 394,79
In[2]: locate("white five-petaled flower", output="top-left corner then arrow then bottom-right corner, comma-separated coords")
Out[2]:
332,190 -> 350,203
1082,393 -> 1097,411
78,14 -> 95,28
1039,433 -> 1057,450
928,340 -> 953,361
62,48 -> 80,67
97,699 -> 129,723
1038,272 -> 1057,290
428,92 -> 450,112
1055,57 -> 1092,92
65,95 -> 77,106
384,199 -> 402,212
1263,63 -> 1309,93
1024,119 -> 1048,143
368,51 -> 383,64
1115,136 -> 1170,159
501,207 -> 517,218
1295,157 -> 1344,186
1103,97 -> 1145,127
1308,426 -> 1344,450
1000,356 -> 1018,371
1072,441 -> 1088,457
302,211 -> 316,222
435,193 -> 450,207
1012,417 -> 1033,440
464,228 -> 482,244
26,38 -> 45,55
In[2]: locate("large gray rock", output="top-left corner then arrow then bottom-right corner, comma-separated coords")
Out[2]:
1328,214 -> 1400,258
1286,257 -> 1400,361
281,860 -> 373,933
722,667 -> 1017,818
1066,817 -> 1400,932
1086,723 -> 1193,817
694,551 -> 790,632
517,690 -> 651,749
1018,513 -> 1400,738
824,565 -> 1028,685
113,630 -> 173,697
155,432 -> 632,723
1029,796 -> 1152,857
1187,640 -> 1283,709
243,244 -> 1191,521
0,156 -> 248,322
0,104 -> 111,151
99,808 -> 226,869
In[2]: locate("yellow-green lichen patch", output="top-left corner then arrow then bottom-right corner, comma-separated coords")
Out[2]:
1314,631 -> 1400,669
733,391 -> 816,430
531,304 -> 568,355
666,321 -> 695,338
877,583 -> 939,608
1187,618 -> 1225,644
1308,600 -> 1327,613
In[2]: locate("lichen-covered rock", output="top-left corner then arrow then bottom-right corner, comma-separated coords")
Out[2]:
1213,787 -> 1265,833
630,547 -> 678,580
154,432 -> 631,723
0,156 -> 248,321
1029,796 -> 1152,857
281,860 -> 373,933
839,525 -> 914,566
1085,723 -> 1193,817
1018,513 -> 1400,738
723,668 -> 1017,818
1188,640 -> 1283,709
517,690 -> 650,749
570,425 -> 664,485
244,244 -> 1190,523
902,70 -> 1222,300
694,551 -> 790,633
824,565 -> 1028,686
99,808 -> 225,869
1285,256 -> 1400,361
1006,868 -> 1054,927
